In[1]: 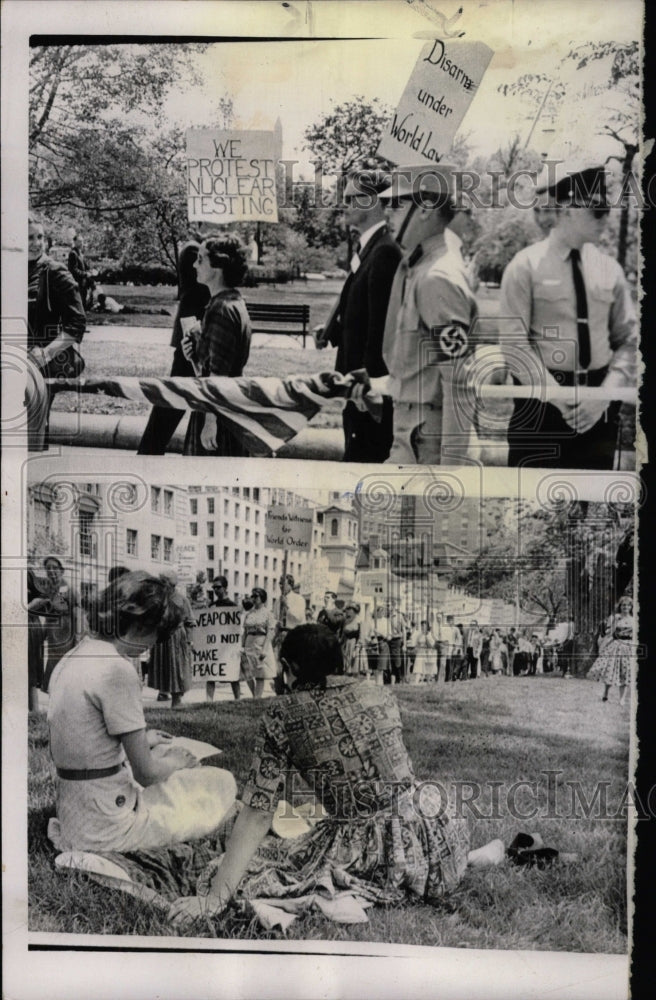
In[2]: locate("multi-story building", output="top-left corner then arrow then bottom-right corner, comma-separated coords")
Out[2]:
27,480 -> 188,605
27,480 -> 361,612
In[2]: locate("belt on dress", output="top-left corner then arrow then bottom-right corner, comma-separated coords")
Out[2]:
56,764 -> 122,781
547,366 -> 608,387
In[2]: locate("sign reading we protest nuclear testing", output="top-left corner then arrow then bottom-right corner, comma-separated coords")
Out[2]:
186,129 -> 279,223
377,39 -> 493,166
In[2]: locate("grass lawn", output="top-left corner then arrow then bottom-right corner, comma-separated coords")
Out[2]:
28,675 -> 630,950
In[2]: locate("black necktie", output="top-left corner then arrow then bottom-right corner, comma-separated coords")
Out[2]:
570,248 -> 591,370
408,243 -> 423,268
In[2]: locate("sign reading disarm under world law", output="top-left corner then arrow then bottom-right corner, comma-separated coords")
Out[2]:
190,605 -> 243,684
377,39 -> 493,166
186,129 -> 279,223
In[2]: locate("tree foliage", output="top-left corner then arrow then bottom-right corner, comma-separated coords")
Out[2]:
30,44 -> 208,266
451,501 -> 633,630
303,96 -> 393,183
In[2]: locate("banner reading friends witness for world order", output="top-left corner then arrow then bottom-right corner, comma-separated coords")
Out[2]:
186,128 -> 279,223
377,39 -> 493,166
190,605 -> 243,684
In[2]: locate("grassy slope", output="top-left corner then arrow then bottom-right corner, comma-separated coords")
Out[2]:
28,675 -> 629,950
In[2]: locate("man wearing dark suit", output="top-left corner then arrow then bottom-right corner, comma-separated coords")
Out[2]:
316,170 -> 402,462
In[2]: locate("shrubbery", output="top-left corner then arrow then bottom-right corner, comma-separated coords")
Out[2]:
96,263 -> 177,285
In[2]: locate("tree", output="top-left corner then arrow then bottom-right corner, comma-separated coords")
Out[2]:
303,96 -> 393,193
30,44 -> 209,266
451,501 -> 633,658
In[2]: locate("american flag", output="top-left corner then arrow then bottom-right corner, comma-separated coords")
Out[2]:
44,372 -> 383,457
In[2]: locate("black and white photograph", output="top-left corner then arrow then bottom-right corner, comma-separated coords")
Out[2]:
18,2 -> 639,469
1,1 -> 650,999
22,470 -> 636,948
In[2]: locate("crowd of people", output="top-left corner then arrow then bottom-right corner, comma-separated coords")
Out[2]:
27,156 -> 637,467
28,558 -> 633,711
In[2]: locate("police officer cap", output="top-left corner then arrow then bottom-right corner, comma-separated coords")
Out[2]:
379,165 -> 455,208
343,169 -> 392,199
535,162 -> 609,207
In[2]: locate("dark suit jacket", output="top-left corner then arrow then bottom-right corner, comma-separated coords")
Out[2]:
326,226 -> 402,377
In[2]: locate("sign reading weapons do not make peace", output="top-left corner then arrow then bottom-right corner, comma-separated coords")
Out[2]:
190,605 -> 243,685
186,128 -> 279,223
377,39 -> 493,166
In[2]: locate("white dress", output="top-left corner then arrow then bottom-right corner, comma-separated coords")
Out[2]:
47,637 -> 236,853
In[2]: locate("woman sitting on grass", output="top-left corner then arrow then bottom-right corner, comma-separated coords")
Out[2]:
47,571 -> 236,854
170,624 -> 503,926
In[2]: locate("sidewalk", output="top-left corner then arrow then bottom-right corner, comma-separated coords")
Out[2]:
85,324 -> 313,351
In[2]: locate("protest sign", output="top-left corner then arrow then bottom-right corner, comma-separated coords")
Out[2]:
377,39 -> 493,166
359,571 -> 388,599
175,540 -> 199,584
186,128 -> 279,223
265,505 -> 313,551
190,605 -> 243,684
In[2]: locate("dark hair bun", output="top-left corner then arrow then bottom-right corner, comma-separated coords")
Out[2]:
203,236 -> 249,287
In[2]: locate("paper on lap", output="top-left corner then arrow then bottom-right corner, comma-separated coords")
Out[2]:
152,736 -> 223,760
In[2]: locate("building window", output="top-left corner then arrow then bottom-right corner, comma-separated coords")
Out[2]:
164,490 -> 174,516
245,507 -> 250,522
234,571 -> 239,587
224,499 -> 229,515
126,528 -> 138,556
190,522 -> 198,537
235,549 -> 240,563
207,544 -> 214,561
207,522 -> 215,537
207,497 -> 215,514
254,553 -> 259,568
253,488 -> 260,502
255,532 -> 260,546
273,557 -> 278,571
317,512 -> 323,525
151,486 -> 161,513
232,487 -> 240,496
245,529 -> 250,544
207,567 -> 214,582
244,551 -> 249,566
234,526 -> 239,541
331,518 -> 339,537
163,538 -> 173,562
151,534 -> 161,560
235,503 -> 240,518
190,498 -> 198,515
254,574 -> 259,587
245,573 -> 250,589
264,555 -> 269,569
243,488 -> 250,499
223,546 -> 229,562
78,509 -> 95,557
255,510 -> 260,525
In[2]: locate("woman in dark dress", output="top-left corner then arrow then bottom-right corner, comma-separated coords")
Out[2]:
170,624 -> 504,927
137,241 -> 210,454
181,237 -> 251,457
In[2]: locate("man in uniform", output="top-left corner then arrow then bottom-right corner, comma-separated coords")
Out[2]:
315,169 -> 402,462
380,168 -> 479,464
499,164 -> 636,469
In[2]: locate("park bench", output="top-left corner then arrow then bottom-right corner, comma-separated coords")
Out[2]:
245,302 -> 311,348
